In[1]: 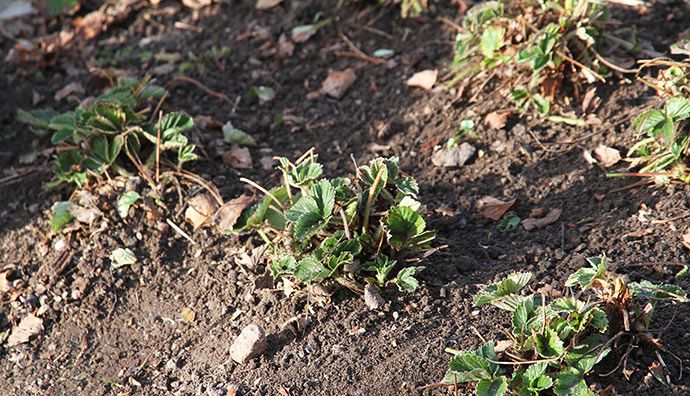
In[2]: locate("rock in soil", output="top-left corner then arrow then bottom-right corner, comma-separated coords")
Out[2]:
230,324 -> 267,364
431,142 -> 476,167
364,284 -> 385,310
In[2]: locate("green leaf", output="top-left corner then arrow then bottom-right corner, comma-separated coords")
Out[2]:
565,334 -> 609,373
395,176 -> 419,198
49,113 -> 77,143
582,307 -> 608,333
634,109 -> 666,133
16,108 -> 57,136
294,211 -> 331,241
222,122 -> 257,146
474,272 -> 532,310
50,201 -> 75,233
666,97 -> 690,120
310,179 -> 335,218
476,377 -> 508,396
249,86 -> 276,103
535,328 -> 564,358
395,267 -> 419,291
286,157 -> 323,187
629,280 -> 687,301
178,144 -> 198,166
444,352 -> 493,383
363,254 -> 397,285
565,254 -> 607,290
512,296 -> 538,337
480,27 -> 505,58
386,206 -> 426,250
116,191 -> 142,218
285,196 -> 319,222
533,94 -> 550,115
294,256 -> 330,282
109,247 -> 137,270
271,256 -> 296,278
553,368 -> 588,396
498,215 -> 521,232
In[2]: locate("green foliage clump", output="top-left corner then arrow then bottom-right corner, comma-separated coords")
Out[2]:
449,0 -> 637,114
441,255 -> 688,396
234,154 -> 435,291
621,45 -> 690,184
17,77 -> 198,188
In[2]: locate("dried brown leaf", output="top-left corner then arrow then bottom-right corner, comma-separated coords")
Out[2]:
483,111 -> 510,130
477,196 -> 517,220
406,69 -> 437,90
522,208 -> 562,231
260,156 -> 277,170
320,69 -> 357,99
276,33 -> 294,58
256,0 -> 282,9
214,195 -> 254,231
184,193 -> 219,230
182,0 -> 211,9
223,147 -> 253,169
581,87 -> 600,114
7,314 -> 43,347
54,82 -> 84,101
594,145 -> 621,167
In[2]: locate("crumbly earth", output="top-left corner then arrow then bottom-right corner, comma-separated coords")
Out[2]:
1,1 -> 690,395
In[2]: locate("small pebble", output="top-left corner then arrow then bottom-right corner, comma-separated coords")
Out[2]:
230,324 -> 267,364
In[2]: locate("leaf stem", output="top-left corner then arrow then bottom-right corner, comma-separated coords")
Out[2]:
362,166 -> 385,235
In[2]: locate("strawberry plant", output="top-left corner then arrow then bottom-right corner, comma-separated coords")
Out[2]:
17,76 -> 198,188
233,153 -> 435,293
617,44 -> 690,183
438,254 -> 688,395
448,0 -> 637,114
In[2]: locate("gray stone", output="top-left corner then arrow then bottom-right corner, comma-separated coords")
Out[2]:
363,284 -> 385,310
230,324 -> 266,364
431,142 -> 476,167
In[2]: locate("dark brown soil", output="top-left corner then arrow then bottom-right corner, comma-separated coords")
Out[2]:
2,1 -> 690,395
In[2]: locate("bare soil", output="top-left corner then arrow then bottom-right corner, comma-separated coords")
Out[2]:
2,1 -> 690,395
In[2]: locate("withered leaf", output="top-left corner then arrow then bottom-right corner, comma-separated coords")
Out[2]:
7,314 -> 43,347
320,69 -> 357,99
406,69 -> 437,90
477,196 -> 517,220
223,147 -> 252,169
483,111 -> 510,130
214,194 -> 254,231
256,0 -> 282,9
185,193 -> 219,230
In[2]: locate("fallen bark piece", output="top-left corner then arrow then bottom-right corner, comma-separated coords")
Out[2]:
230,324 -> 267,364
522,208 -> 562,231
431,142 -> 476,167
364,284 -> 385,310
